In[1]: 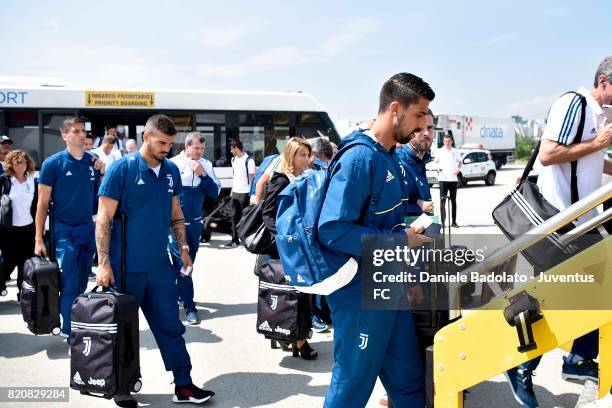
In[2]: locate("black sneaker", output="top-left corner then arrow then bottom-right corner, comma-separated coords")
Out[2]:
173,383 -> 214,404
562,357 -> 598,382
113,394 -> 137,408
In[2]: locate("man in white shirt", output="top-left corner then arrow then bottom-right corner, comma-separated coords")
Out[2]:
92,135 -> 121,173
505,55 -> 612,408
434,134 -> 462,227
230,139 -> 256,204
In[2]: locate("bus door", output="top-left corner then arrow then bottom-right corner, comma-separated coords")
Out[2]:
38,109 -> 79,160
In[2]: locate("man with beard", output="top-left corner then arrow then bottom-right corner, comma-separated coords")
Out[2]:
318,73 -> 435,407
96,114 -> 214,407
396,109 -> 435,216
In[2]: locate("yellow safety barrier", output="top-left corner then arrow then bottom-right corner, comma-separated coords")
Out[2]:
433,236 -> 612,407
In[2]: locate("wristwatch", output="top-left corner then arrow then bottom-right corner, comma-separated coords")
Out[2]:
180,245 -> 190,252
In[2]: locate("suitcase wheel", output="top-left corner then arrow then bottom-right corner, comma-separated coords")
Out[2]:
51,326 -> 61,336
131,379 -> 142,393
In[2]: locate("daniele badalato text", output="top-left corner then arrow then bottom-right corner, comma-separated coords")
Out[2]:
371,247 -> 595,284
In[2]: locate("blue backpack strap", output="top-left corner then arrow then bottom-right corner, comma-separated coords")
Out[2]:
327,135 -> 380,222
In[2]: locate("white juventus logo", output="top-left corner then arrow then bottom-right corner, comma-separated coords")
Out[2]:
83,336 -> 92,356
358,333 -> 369,350
167,174 -> 174,188
270,295 -> 278,310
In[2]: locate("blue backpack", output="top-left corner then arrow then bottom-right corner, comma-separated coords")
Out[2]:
249,154 -> 279,197
275,138 -> 374,294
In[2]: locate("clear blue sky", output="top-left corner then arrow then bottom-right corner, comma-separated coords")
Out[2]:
1,0 -> 610,122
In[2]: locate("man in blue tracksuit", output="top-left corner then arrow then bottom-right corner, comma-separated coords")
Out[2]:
34,117 -> 102,341
96,114 -> 214,407
169,132 -> 220,325
319,73 -> 435,407
396,109 -> 435,217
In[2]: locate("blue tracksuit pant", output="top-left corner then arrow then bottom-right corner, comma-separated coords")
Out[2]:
169,221 -> 203,312
324,307 -> 425,407
55,224 -> 94,335
519,329 -> 599,372
116,265 -> 192,386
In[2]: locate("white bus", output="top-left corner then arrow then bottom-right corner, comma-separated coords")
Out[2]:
0,77 -> 341,191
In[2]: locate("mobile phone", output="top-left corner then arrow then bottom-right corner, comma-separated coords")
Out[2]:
423,223 -> 442,238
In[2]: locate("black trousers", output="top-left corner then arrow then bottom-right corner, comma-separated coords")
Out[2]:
232,192 -> 250,209
0,223 -> 35,296
439,181 -> 458,225
230,192 -> 250,244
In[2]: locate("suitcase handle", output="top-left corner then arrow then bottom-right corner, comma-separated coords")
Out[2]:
88,286 -> 114,293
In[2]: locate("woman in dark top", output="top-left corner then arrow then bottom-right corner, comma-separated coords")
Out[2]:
261,137 -> 317,359
0,150 -> 38,300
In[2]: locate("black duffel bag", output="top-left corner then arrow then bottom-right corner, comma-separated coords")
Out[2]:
492,92 -> 600,273
237,200 -> 275,254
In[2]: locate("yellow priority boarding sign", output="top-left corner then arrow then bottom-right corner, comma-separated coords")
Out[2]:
84,91 -> 155,108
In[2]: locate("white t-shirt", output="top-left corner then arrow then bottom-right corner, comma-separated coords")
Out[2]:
150,164 -> 161,177
436,147 -> 462,182
536,87 -> 606,223
92,146 -> 120,168
265,156 -> 282,176
9,175 -> 35,226
231,154 -> 256,193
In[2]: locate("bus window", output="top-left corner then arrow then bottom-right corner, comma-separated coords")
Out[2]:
296,113 -> 325,125
239,113 -> 290,164
196,113 -> 226,166
239,125 -> 289,164
167,114 -> 194,157
297,126 -> 336,141
7,111 -> 39,164
42,113 -> 75,159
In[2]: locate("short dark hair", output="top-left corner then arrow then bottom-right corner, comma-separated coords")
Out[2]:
594,55 -> 612,87
144,113 -> 177,137
316,138 -> 333,160
378,73 -> 435,114
60,117 -> 86,133
85,132 -> 94,140
426,108 -> 434,118
229,139 -> 243,151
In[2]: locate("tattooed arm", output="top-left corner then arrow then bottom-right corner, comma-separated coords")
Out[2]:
96,196 -> 119,286
171,196 -> 193,270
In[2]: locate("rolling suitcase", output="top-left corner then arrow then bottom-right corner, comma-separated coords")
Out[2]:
69,213 -> 142,398
20,257 -> 61,335
20,202 -> 61,335
256,259 -> 312,344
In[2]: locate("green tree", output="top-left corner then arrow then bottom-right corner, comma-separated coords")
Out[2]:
515,135 -> 536,161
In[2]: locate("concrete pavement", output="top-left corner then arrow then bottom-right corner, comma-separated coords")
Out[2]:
0,164 -> 602,407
